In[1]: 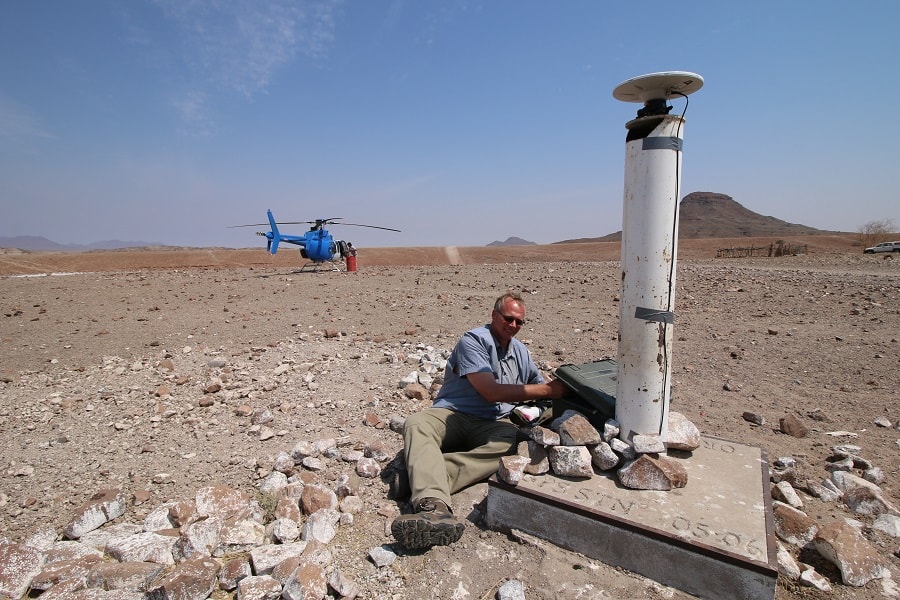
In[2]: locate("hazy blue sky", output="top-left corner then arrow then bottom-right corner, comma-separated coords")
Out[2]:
2,1 -> 898,248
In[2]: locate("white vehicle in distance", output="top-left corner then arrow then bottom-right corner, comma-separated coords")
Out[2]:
863,241 -> 900,253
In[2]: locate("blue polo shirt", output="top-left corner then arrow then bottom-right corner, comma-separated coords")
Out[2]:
432,324 -> 545,419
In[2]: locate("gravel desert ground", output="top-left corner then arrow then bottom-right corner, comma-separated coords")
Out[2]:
0,235 -> 898,599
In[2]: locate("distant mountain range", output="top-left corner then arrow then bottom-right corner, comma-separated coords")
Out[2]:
0,236 -> 162,252
2,193 -> 843,251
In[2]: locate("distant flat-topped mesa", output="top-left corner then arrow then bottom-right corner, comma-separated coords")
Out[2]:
554,191 -> 838,244
678,192 -> 834,239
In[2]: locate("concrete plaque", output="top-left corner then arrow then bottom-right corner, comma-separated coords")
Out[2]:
486,436 -> 777,600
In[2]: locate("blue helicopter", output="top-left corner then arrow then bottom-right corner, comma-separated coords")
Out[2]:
232,210 -> 400,271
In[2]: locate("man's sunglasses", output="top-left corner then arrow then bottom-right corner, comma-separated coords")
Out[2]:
497,312 -> 526,327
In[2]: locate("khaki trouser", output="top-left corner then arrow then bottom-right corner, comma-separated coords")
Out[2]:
403,407 -> 519,508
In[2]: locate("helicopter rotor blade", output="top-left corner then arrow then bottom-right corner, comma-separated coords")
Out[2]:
333,222 -> 402,232
274,217 -> 344,226
228,217 -> 399,232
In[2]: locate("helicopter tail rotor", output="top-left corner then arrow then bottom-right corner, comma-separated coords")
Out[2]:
266,210 -> 282,254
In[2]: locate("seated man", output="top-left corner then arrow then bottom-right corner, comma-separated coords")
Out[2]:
390,292 -> 567,549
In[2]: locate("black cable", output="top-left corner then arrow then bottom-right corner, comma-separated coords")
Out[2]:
656,91 -> 689,436
668,91 -> 689,313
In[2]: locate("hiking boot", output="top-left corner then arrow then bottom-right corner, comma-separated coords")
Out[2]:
381,451 -> 410,501
391,498 -> 465,549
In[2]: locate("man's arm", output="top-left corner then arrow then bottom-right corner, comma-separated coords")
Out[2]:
466,372 -> 567,404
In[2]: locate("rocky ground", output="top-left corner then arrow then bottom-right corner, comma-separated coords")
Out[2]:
0,239 -> 898,599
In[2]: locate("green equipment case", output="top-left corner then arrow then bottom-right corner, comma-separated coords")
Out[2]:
552,359 -> 618,427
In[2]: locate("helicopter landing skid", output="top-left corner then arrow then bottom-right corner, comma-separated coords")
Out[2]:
297,260 -> 346,273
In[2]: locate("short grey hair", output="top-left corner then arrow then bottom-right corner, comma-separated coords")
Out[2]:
493,292 -> 525,312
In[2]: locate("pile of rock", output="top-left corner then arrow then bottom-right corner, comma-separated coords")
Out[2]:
0,437 -> 397,600
0,341 -> 524,600
498,409 -> 701,491
768,435 -> 898,591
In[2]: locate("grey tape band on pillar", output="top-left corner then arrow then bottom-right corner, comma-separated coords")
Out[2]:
635,306 -> 675,324
642,137 -> 683,151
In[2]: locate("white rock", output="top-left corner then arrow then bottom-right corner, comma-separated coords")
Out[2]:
498,579 -> 526,600
250,541 -> 307,575
776,542 -> 801,580
602,419 -> 620,443
106,531 -> 176,565
548,446 -> 593,478
773,481 -> 803,509
589,442 -> 619,471
301,508 -> 340,544
259,471 -> 288,495
369,545 -> 397,568
799,566 -> 832,591
633,434 -> 665,454
872,514 -> 900,538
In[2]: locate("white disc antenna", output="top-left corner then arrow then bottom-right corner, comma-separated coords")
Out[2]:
613,71 -> 703,103
613,71 -> 703,119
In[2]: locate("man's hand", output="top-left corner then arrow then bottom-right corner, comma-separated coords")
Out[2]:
547,378 -> 569,398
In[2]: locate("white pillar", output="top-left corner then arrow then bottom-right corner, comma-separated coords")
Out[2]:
616,115 -> 683,441
612,72 -> 703,443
